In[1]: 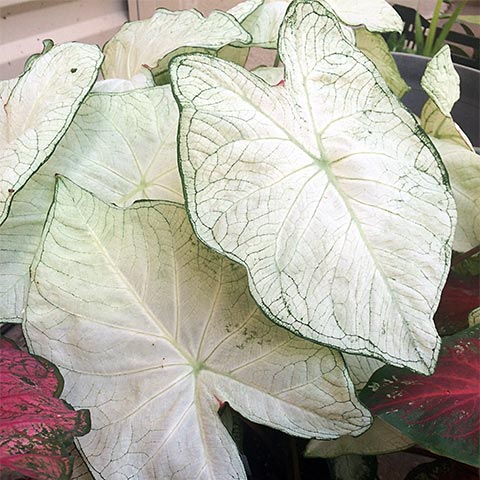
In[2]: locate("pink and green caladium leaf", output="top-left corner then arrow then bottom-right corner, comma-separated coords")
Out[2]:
170,0 -> 455,373
25,177 -> 370,480
0,42 -> 102,225
101,7 -> 251,84
359,325 -> 480,467
0,85 -> 180,323
0,338 -> 90,480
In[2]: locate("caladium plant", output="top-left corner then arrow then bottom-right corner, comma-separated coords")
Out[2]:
0,0 -> 478,478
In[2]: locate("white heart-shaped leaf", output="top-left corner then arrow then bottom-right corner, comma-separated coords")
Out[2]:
102,8 -> 251,81
171,0 -> 455,373
0,86 -> 180,322
25,178 -> 370,480
0,42 -> 102,225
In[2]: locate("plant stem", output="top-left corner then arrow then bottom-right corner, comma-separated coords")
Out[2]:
289,437 -> 301,480
452,245 -> 480,266
424,0 -> 444,56
432,0 -> 468,56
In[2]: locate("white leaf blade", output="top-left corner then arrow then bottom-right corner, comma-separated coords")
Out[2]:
102,9 -> 251,81
241,0 -> 403,48
355,29 -> 409,98
421,45 -> 460,118
0,42 -> 102,225
431,138 -> 480,252
51,87 -> 182,206
0,86 -> 180,322
0,168 -> 55,322
26,178 -> 370,479
171,0 -> 455,372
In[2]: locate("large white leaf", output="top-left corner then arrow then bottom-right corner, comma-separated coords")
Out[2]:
50,86 -> 182,206
25,178 -> 370,480
0,42 -> 102,225
241,0 -> 403,48
431,138 -> 480,252
102,8 -> 251,82
171,0 -> 455,373
0,86 -> 180,322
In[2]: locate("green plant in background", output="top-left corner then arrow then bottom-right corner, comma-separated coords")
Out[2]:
415,0 -> 468,57
385,0 -> 479,60
0,0 -> 478,479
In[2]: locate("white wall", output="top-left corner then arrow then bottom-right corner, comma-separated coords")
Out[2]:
0,0 -> 128,80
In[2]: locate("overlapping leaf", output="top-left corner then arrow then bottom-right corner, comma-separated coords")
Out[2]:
419,47 -> 480,252
101,8 -> 251,83
0,338 -> 90,480
360,325 -> 480,467
355,29 -> 409,98
171,0 -> 455,372
0,42 -> 102,225
25,178 -> 370,480
241,0 -> 403,48
0,86 -> 180,323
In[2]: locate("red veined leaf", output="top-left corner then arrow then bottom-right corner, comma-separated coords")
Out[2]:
434,273 -> 479,336
0,338 -> 91,480
359,325 -> 480,467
